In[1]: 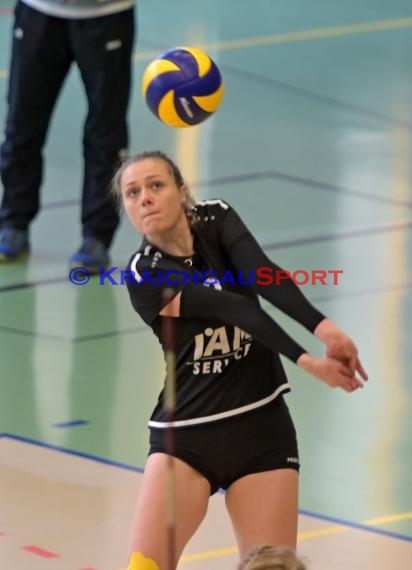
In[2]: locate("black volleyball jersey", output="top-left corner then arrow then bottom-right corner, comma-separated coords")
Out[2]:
126,200 -> 325,428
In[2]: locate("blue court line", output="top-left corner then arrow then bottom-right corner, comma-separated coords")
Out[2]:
300,508 -> 412,544
0,277 -> 67,293
198,170 -> 412,209
220,64 -> 412,131
0,324 -> 146,342
1,432 -> 411,543
73,325 -> 147,343
266,170 -> 412,209
0,325 -> 69,341
310,281 -> 412,304
0,433 -> 144,474
265,220 -> 412,251
52,420 -> 89,428
42,199 -> 78,210
196,171 -> 273,187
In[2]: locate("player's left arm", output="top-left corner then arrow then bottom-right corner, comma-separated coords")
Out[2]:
217,203 -> 368,379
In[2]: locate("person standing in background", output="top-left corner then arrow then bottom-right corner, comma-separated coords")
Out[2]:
0,0 -> 136,271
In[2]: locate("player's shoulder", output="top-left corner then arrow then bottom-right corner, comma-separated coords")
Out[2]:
191,199 -> 233,224
129,241 -> 164,269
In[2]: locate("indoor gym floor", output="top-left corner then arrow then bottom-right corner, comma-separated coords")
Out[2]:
0,1 -> 411,569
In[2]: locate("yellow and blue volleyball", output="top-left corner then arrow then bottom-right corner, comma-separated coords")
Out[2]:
142,46 -> 224,128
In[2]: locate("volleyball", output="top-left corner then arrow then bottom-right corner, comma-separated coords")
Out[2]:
142,46 -> 224,128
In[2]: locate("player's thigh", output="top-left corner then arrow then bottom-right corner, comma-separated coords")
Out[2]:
225,468 -> 299,556
129,453 -> 211,567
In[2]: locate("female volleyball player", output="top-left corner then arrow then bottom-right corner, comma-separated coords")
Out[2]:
112,150 -> 368,570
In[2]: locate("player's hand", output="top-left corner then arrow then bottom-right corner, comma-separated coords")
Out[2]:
326,338 -> 368,381
297,354 -> 365,392
314,319 -> 368,381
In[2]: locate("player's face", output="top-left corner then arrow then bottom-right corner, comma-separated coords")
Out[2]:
120,158 -> 187,237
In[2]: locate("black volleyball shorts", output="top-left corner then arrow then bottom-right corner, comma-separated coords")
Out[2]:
149,395 -> 300,495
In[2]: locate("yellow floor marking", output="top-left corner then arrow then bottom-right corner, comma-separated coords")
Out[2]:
364,512 -> 412,525
179,511 -> 412,563
131,16 -> 412,64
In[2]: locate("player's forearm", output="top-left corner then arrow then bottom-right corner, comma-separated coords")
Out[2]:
180,283 -> 307,363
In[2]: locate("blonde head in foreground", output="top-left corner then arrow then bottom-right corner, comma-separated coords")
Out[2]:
238,546 -> 307,570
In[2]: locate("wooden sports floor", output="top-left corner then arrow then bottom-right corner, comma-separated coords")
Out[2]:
0,1 -> 411,569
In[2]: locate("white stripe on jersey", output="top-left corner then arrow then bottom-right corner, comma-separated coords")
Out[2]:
148,383 -> 290,428
130,252 -> 142,282
130,245 -> 154,282
195,199 -> 229,210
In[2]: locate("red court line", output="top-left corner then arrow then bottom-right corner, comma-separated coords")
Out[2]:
6,531 -> 98,567
0,8 -> 12,15
22,545 -> 59,558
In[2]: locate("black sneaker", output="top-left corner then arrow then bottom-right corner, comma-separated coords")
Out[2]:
69,237 -> 109,274
0,227 -> 29,261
